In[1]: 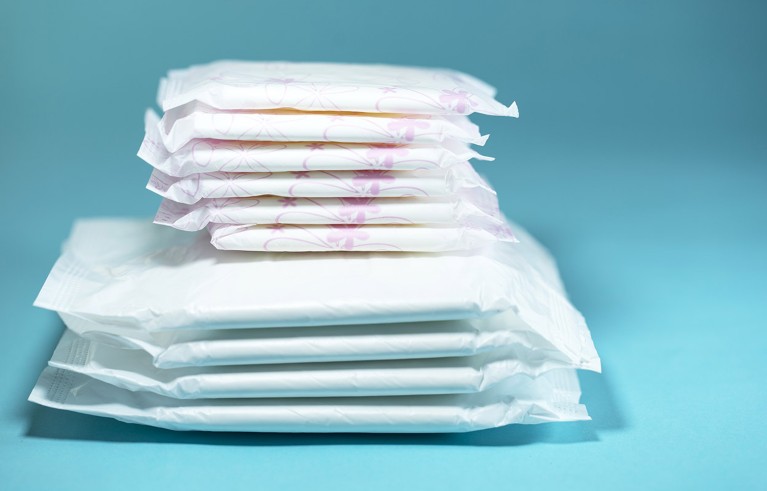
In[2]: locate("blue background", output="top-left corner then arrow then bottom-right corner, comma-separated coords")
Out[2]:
1,1 -> 765,489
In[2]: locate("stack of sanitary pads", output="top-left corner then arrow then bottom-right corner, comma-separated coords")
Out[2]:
139,61 -> 517,252
29,62 -> 600,433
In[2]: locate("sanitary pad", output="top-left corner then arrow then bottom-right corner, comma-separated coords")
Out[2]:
30,367 -> 585,432
60,310 -> 598,371
49,329 -> 584,398
158,103 -> 487,152
146,163 -> 494,204
157,60 -> 519,117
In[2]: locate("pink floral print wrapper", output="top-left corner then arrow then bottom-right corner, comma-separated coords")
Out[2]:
155,193 -> 505,232
157,60 -> 519,117
146,164 -> 495,204
139,111 -> 492,176
156,102 -> 488,153
208,221 -> 516,253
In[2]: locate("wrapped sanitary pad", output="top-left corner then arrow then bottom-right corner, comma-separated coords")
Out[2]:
146,163 -> 494,204
157,103 -> 487,152
30,367 -> 585,432
139,111 -> 490,177
61,310 -> 599,371
49,329 -> 583,398
208,222 -> 515,252
34,219 -> 586,335
155,195 -> 502,231
157,60 -> 519,117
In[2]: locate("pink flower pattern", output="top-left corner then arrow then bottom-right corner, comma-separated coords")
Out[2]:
338,197 -> 381,224
278,197 -> 297,207
352,170 -> 396,196
439,89 -> 478,114
387,118 -> 431,142
326,225 -> 370,250
365,144 -> 410,169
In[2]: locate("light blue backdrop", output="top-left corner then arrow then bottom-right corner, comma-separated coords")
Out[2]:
1,1 -> 765,490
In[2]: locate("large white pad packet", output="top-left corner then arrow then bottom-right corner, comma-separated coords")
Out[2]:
61,309 -> 599,371
48,329 -> 583,399
147,164 -> 494,204
158,103 -> 487,153
157,60 -> 519,117
30,367 -> 585,432
34,219 -> 594,352
139,112 -> 491,176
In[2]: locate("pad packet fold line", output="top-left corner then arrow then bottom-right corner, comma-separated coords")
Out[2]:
157,102 -> 488,153
157,60 -> 519,117
48,329 -> 584,399
29,367 -> 584,432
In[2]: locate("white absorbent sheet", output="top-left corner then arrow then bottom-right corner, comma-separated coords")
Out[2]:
29,367 -> 585,432
157,60 -> 519,117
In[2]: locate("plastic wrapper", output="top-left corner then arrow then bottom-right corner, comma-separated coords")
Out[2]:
156,103 -> 487,153
208,222 -> 515,252
157,60 -> 519,117
146,163 -> 495,204
34,218 -> 583,334
48,329 -> 587,399
60,308 -> 599,371
155,194 -> 503,231
29,367 -> 585,432
139,111 -> 491,177
33,218 -> 594,366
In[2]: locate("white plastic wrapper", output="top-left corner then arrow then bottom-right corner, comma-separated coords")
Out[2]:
29,367 -> 585,432
34,218 -> 583,333
157,60 -> 519,117
155,195 -> 502,231
139,111 -> 491,177
49,329 -> 582,399
35,219 -> 598,371
146,163 -> 495,205
156,103 -> 487,153
60,309 -> 599,371
34,218 -> 593,359
208,222 -> 515,252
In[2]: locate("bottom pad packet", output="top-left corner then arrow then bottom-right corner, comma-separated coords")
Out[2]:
48,329 -> 586,399
34,218 -> 585,333
30,367 -> 586,432
60,309 -> 599,371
